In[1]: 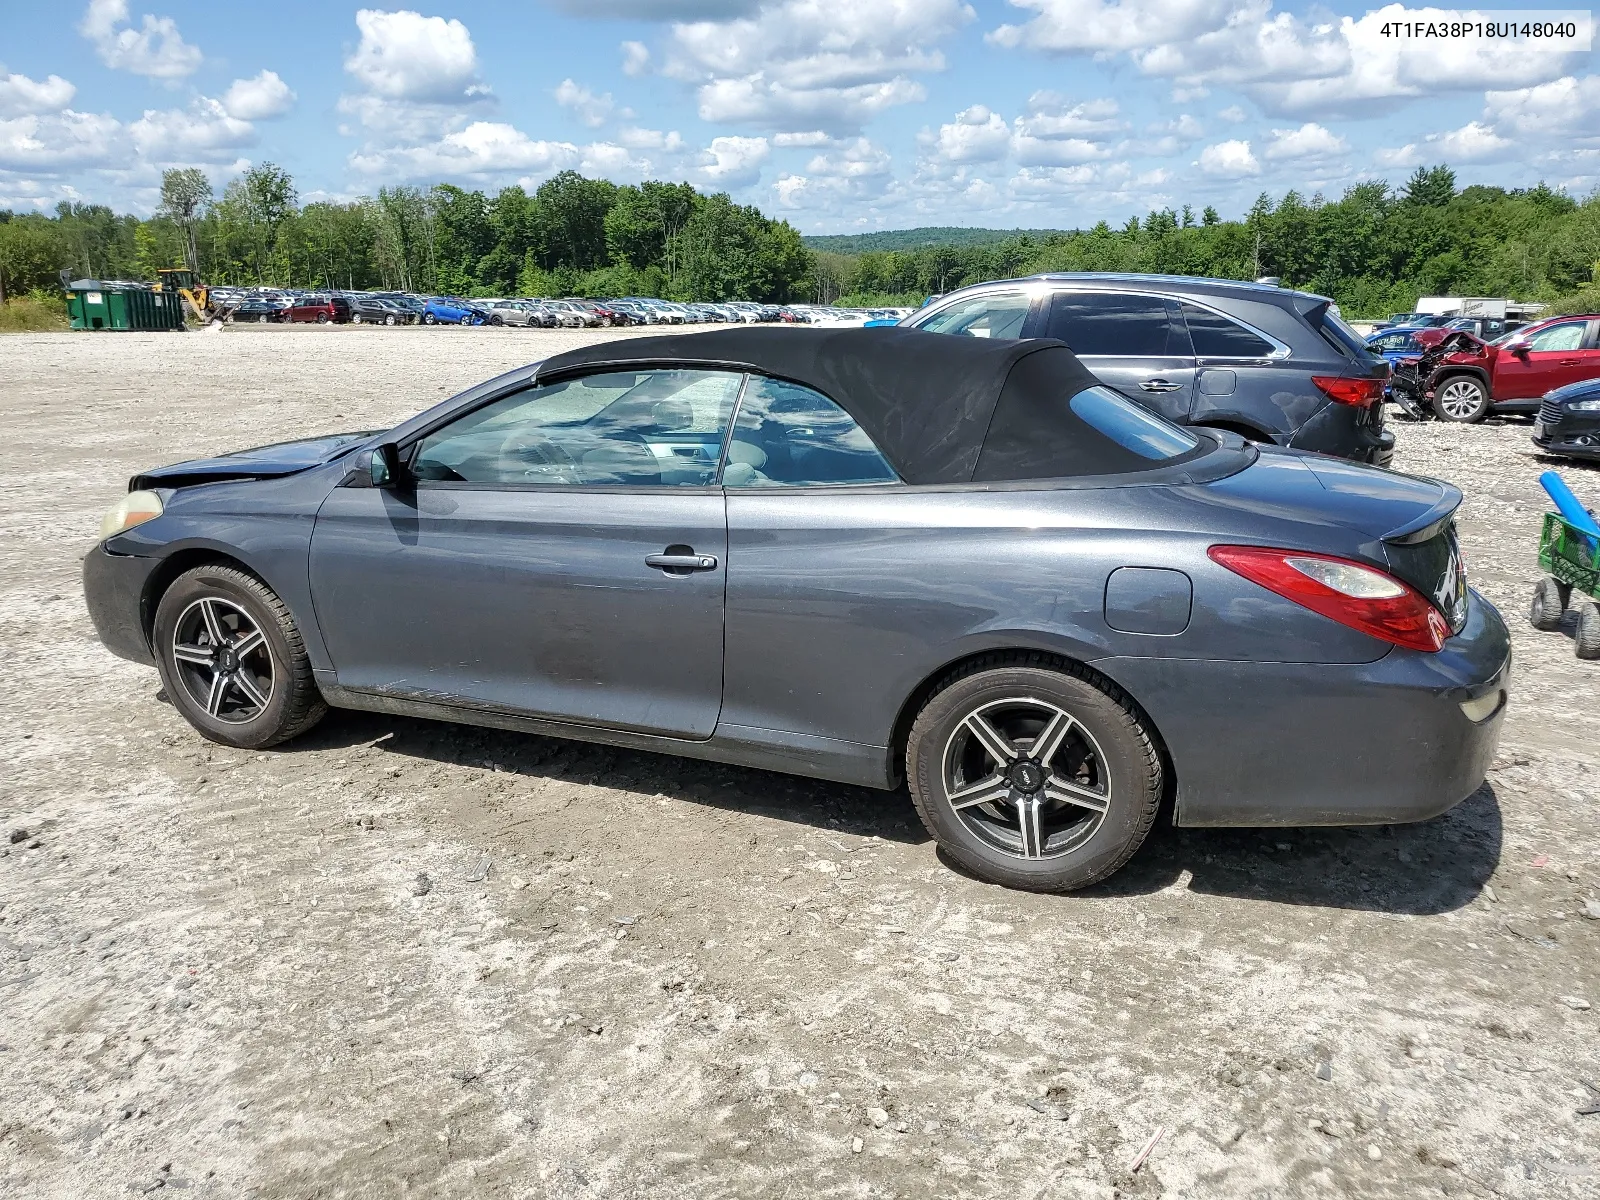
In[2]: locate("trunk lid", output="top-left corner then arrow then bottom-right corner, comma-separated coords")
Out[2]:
1201,449 -> 1469,633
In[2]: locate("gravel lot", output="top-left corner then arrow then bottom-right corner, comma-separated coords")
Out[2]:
2,324 -> 1597,1199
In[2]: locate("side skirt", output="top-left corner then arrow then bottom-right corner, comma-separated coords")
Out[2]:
315,676 -> 895,791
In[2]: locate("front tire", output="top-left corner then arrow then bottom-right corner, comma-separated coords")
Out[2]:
1529,577 -> 1570,631
385,314 -> 396,326
1432,376 -> 1490,423
906,655 -> 1162,892
152,565 -> 326,749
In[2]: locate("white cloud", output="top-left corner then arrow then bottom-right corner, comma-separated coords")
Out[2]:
1217,104 -> 1246,122
990,0 -> 1247,55
352,121 -> 580,178
0,71 -> 76,118
933,105 -> 1011,164
1486,75 -> 1600,138
1375,144 -> 1420,168
222,71 -> 295,121
694,134 -> 770,187
662,0 -> 974,132
129,96 -> 255,161
555,79 -> 622,127
773,130 -> 832,147
0,110 -> 125,171
621,41 -> 652,76
1261,122 -> 1346,161
1426,121 -> 1515,162
806,136 -> 891,180
344,9 -> 486,102
617,126 -> 686,153
550,0 -> 760,16
987,1 -> 1580,120
79,0 -> 202,80
1196,138 -> 1258,177
697,75 -> 925,130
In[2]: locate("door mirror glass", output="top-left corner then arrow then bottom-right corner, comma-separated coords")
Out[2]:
370,443 -> 404,488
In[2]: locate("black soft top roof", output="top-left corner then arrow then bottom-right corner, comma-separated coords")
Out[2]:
536,326 -> 1170,485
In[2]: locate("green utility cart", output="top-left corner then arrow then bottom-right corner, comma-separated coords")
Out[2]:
66,279 -> 186,332
1529,513 -> 1600,659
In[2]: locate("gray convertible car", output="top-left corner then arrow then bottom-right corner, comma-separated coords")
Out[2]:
84,328 -> 1510,892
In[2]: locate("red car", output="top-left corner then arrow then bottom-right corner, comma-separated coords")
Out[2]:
285,294 -> 352,324
1409,314 -> 1600,422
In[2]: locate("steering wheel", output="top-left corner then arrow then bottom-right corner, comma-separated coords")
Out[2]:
498,430 -> 578,483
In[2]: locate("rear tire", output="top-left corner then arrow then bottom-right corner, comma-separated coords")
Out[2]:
385,314 -> 396,326
152,565 -> 326,749
423,312 -> 436,325
1432,376 -> 1490,423
906,654 -> 1162,892
1577,602 -> 1600,661
1529,577 -> 1570,631
316,313 -> 330,325
351,313 -> 363,324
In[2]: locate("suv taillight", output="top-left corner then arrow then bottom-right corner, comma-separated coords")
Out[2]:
1312,376 -> 1384,407
1208,545 -> 1448,652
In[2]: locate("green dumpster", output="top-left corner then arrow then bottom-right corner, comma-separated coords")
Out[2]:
66,279 -> 186,332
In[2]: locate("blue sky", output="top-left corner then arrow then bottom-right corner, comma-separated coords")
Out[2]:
1,2 -> 1594,231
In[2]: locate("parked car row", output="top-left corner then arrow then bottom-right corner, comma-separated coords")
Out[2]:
1366,312 -> 1600,464
208,287 -> 873,329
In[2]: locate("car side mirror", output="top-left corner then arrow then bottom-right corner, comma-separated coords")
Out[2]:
1506,340 -> 1529,357
370,442 -> 406,488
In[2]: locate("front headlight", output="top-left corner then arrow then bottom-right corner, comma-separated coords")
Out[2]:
1567,398 -> 1600,414
100,490 -> 164,541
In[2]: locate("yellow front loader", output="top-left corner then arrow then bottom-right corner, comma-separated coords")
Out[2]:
155,268 -> 216,323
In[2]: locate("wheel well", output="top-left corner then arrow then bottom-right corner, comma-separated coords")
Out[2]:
886,648 -> 1176,809
1434,369 -> 1487,390
140,549 -> 258,641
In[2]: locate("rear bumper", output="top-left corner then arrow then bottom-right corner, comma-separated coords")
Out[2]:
82,544 -> 158,665
1098,588 -> 1510,827
1289,401 -> 1396,467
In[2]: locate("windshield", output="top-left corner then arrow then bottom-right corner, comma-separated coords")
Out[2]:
1068,386 -> 1201,460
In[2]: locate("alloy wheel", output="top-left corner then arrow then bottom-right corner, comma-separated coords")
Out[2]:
1437,379 -> 1484,420
170,597 -> 275,723
941,696 -> 1111,859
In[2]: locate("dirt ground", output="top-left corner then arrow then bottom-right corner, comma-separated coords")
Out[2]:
1,323 -> 1597,1199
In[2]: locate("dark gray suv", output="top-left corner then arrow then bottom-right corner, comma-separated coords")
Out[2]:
903,273 -> 1395,466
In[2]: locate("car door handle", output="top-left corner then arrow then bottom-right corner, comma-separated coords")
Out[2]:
1559,358 -> 1581,365
645,553 -> 718,572
1139,378 -> 1184,392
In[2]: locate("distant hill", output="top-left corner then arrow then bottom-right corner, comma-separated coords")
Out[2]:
802,227 -> 1072,254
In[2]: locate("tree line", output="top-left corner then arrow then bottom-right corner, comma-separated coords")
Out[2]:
0,164 -> 812,306
1,164 -> 1597,318
814,167 -> 1600,317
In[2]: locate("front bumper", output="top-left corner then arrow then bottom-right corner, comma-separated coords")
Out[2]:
1533,414 -> 1600,461
82,544 -> 158,665
1098,588 -> 1510,827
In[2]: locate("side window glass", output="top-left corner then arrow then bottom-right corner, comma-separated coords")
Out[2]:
1179,303 -> 1276,357
1046,292 -> 1182,356
724,377 -> 899,488
1527,322 -> 1586,353
916,292 -> 1031,339
411,369 -> 741,487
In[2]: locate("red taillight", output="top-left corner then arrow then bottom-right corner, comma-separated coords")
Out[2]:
1312,375 -> 1384,406
1208,545 -> 1449,652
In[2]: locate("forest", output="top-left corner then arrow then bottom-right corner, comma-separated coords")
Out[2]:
2,164 -> 1598,322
